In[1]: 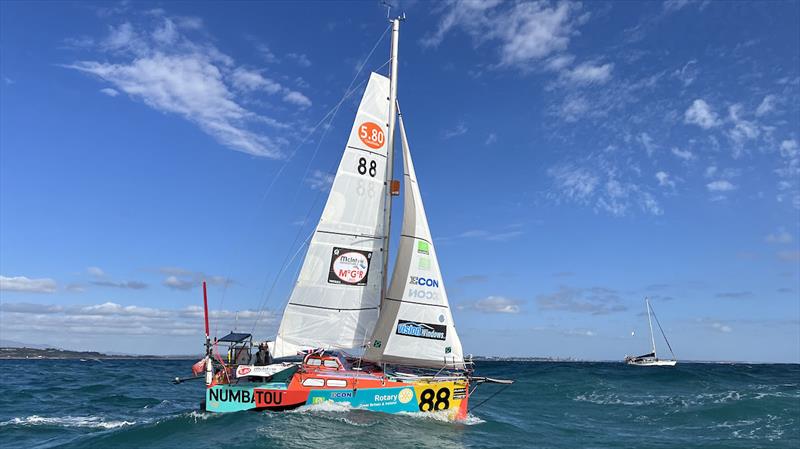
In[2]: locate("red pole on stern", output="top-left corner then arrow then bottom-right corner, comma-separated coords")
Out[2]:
202,281 -> 213,387
202,280 -> 210,337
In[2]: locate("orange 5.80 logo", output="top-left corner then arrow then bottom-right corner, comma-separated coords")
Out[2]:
359,122 -> 384,149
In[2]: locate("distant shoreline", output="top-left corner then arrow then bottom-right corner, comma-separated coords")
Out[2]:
1,347 -> 796,364
0,347 -> 197,360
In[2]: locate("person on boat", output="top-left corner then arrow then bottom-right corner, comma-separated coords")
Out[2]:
255,342 -> 272,366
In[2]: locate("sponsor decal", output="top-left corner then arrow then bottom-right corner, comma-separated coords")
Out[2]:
331,392 -> 354,399
418,257 -> 431,271
208,388 -> 288,406
312,397 -> 325,405
374,393 -> 397,402
445,346 -> 452,354
408,288 -> 438,301
358,122 -> 385,149
417,241 -> 429,255
396,320 -> 447,341
254,390 -> 286,407
408,276 -> 439,288
398,388 -> 414,404
208,388 -> 286,406
453,387 -> 467,399
235,365 -> 289,378
372,339 -> 382,348
418,387 -> 451,412
328,247 -> 372,286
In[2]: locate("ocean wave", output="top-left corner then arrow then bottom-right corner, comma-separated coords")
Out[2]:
287,401 -> 380,427
0,415 -> 135,429
292,400 -> 355,414
397,410 -> 485,426
574,388 -> 798,408
290,401 -> 484,426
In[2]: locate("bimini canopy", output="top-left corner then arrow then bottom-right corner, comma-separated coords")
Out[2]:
218,332 -> 252,343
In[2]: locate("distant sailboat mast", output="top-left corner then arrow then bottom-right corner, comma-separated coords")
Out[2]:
646,297 -> 657,357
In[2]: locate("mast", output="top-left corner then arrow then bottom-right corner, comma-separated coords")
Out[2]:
646,297 -> 657,357
380,16 -> 401,306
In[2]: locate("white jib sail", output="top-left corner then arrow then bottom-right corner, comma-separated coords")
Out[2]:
364,112 -> 465,369
273,73 -> 391,358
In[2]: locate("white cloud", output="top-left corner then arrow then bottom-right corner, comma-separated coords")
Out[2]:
423,1 -> 586,70
558,96 -> 590,122
65,16 -> 309,158
90,280 -> 148,290
548,157 -> 662,216
671,147 -> 695,160
439,227 -> 524,243
663,0 -> 693,12
706,180 -> 736,192
421,0 -> 504,48
159,267 -> 231,291
485,133 -> 497,145
755,94 -> 777,116
640,192 -> 663,215
282,90 -> 312,108
545,53 -> 575,71
537,286 -> 627,315
494,2 -> 584,67
563,62 -> 614,85
286,52 -> 311,67
711,322 -> 733,333
673,59 -> 697,86
775,140 -> 800,209
249,41 -> 279,63
727,104 -> 760,156
548,164 -> 598,202
443,122 -> 468,139
0,276 -> 57,294
655,171 -> 674,188
230,68 -> 311,108
0,301 -> 278,348
765,228 -> 793,244
638,132 -> 656,156
230,67 -> 281,94
152,17 -> 179,45
163,275 -> 192,290
780,139 -> 799,158
87,267 -> 105,277
684,99 -> 720,129
99,87 -> 119,97
458,296 -> 522,314
305,170 -> 334,191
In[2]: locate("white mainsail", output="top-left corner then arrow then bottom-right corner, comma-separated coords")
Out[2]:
364,111 -> 465,369
273,73 -> 391,358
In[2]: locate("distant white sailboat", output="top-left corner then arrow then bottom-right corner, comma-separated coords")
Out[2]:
625,298 -> 677,367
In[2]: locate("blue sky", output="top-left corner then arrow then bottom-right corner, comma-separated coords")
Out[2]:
1,1 -> 798,362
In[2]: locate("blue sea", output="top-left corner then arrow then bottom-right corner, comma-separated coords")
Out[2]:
1,360 -> 797,448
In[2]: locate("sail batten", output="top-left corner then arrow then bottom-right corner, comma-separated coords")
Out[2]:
273,73 -> 391,358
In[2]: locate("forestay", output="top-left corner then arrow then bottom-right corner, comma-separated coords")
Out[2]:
364,112 -> 465,369
273,73 -> 391,358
